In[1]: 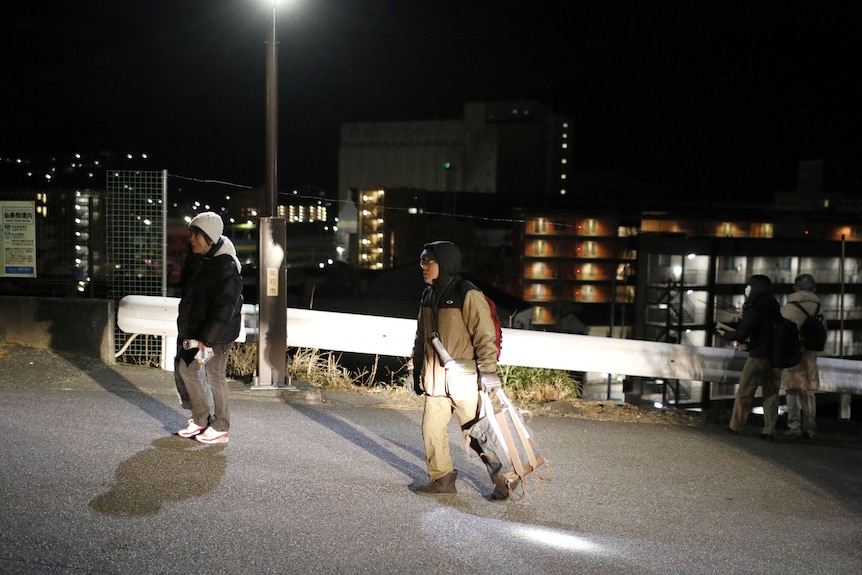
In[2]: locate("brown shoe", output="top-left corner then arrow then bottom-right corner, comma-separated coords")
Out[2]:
490,483 -> 509,500
414,470 -> 457,494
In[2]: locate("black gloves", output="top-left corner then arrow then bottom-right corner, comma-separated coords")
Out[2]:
407,371 -> 423,396
480,371 -> 501,392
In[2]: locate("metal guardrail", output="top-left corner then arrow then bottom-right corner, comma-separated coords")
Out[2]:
117,295 -> 862,395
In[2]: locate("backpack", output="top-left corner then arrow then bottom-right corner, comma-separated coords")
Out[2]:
458,280 -> 503,361
792,302 -> 827,352
769,313 -> 803,368
483,294 -> 504,361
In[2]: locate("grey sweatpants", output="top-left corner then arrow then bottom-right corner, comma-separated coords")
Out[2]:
177,342 -> 232,433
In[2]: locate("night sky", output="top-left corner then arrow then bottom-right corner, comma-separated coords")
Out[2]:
2,1 -> 860,203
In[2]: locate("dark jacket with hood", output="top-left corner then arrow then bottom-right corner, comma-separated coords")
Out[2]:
177,236 -> 243,363
412,241 -> 498,397
721,274 -> 778,359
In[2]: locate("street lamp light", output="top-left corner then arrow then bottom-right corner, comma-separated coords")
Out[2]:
254,0 -> 289,389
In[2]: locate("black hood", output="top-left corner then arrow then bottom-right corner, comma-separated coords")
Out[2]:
423,240 -> 461,292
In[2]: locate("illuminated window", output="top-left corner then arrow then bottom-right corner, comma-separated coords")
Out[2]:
535,218 -> 548,233
531,262 -> 551,279
530,284 -> 546,299
532,307 -> 542,322
582,219 -> 598,235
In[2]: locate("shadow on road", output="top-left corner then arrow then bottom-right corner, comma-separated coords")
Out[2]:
90,435 -> 227,516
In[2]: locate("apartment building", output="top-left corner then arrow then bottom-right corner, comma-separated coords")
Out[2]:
516,211 -> 638,335
516,206 -> 862,351
636,232 -> 862,353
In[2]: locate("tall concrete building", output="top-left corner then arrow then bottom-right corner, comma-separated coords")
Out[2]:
336,101 -> 572,266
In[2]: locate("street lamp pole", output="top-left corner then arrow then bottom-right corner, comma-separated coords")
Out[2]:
254,0 -> 288,389
265,2 -> 278,216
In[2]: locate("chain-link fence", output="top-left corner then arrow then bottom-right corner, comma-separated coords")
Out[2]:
105,170 -> 168,364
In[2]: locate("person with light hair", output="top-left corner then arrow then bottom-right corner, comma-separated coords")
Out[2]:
780,273 -> 824,439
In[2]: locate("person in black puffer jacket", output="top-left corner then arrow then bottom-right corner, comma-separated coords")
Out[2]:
717,274 -> 781,440
175,212 -> 243,445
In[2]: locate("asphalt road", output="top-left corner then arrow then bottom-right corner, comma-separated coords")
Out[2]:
1,345 -> 861,575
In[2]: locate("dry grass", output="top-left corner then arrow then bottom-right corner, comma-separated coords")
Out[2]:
288,347 -> 355,389
227,342 -> 257,378
227,344 -> 583,405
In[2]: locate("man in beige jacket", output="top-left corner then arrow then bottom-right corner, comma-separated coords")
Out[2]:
409,241 -> 503,498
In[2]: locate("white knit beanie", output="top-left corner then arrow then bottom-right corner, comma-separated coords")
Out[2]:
189,211 -> 224,244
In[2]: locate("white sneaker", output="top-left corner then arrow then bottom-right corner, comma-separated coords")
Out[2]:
195,426 -> 229,444
177,419 -> 205,438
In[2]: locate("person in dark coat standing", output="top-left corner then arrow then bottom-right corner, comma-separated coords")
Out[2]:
175,212 -> 243,445
717,274 -> 782,440
174,241 -> 212,412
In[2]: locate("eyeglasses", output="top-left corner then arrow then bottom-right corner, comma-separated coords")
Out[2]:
420,257 -> 436,267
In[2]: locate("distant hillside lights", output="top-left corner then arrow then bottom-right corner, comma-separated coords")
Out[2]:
174,190 -> 332,226
288,204 -> 327,223
7,151 -> 148,183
